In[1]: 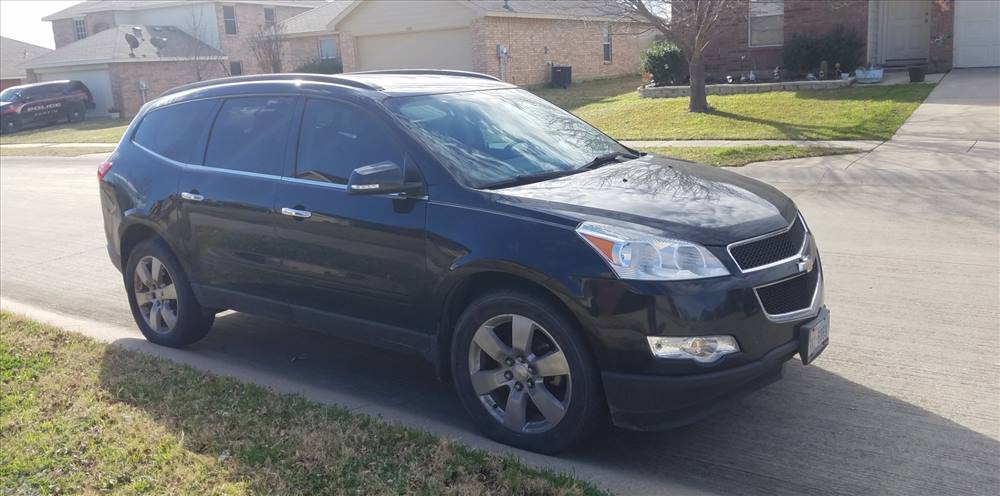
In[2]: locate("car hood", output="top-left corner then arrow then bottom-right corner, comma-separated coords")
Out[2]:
491,154 -> 797,246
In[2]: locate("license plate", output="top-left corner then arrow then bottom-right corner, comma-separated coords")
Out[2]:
800,309 -> 829,365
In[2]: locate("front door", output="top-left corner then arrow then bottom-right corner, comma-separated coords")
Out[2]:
272,97 -> 429,334
884,0 -> 930,64
177,95 -> 300,319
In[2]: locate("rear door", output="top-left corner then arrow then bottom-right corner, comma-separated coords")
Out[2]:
272,97 -> 429,333
176,95 -> 300,319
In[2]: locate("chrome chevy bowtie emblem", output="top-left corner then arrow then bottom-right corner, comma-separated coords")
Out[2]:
797,254 -> 814,273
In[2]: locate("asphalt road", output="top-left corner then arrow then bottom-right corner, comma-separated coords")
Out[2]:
2,73 -> 998,495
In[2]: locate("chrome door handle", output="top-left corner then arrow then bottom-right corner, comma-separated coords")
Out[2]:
281,207 -> 312,219
180,191 -> 204,201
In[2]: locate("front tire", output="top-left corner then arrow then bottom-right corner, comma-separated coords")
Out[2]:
66,103 -> 86,123
125,237 -> 214,347
452,290 -> 605,453
1,115 -> 21,134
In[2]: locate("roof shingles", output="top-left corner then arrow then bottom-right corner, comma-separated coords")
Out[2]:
1,36 -> 52,79
23,25 -> 224,69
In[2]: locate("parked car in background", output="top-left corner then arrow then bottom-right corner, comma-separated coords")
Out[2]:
0,80 -> 95,133
98,71 -> 829,454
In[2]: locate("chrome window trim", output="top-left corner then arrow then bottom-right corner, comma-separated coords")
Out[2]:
727,214 -> 809,273
753,269 -> 823,323
280,176 -> 348,190
133,141 -> 283,180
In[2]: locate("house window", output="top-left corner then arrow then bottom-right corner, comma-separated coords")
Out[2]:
749,0 -> 784,47
223,5 -> 238,35
602,26 -> 612,62
319,38 -> 338,60
264,7 -> 276,27
230,61 -> 243,75
73,19 -> 87,40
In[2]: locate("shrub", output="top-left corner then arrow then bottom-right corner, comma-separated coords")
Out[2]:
783,25 -> 864,74
294,58 -> 344,74
641,41 -> 687,86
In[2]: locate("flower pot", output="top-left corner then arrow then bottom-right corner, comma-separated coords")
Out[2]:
908,65 -> 927,83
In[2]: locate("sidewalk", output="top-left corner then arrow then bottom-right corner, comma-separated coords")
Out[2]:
620,139 -> 883,150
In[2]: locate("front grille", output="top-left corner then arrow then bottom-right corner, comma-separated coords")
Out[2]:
729,216 -> 807,271
755,268 -> 820,315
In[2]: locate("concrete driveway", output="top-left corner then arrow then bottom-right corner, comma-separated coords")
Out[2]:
2,69 -> 998,496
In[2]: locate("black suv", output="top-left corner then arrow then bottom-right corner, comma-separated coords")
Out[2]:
1,80 -> 95,134
99,71 -> 829,453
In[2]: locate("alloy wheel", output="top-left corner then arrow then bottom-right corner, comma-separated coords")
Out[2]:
132,255 -> 179,333
468,314 -> 572,434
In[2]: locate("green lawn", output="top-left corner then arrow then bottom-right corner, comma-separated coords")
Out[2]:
643,145 -> 861,167
0,312 -> 604,496
532,77 -> 936,140
0,118 -> 128,144
0,146 -> 115,157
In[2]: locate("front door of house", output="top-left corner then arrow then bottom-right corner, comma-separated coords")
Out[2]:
884,0 -> 930,64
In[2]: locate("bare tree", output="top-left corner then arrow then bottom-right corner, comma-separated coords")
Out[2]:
614,0 -> 741,113
182,6 -> 217,81
249,24 -> 286,73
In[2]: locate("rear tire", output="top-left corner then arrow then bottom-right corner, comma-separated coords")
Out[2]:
451,290 -> 605,454
125,237 -> 214,347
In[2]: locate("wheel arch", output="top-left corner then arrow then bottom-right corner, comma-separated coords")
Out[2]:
118,218 -> 185,274
434,266 -> 594,382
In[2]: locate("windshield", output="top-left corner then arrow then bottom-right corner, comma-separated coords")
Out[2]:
0,88 -> 21,101
386,89 -> 629,188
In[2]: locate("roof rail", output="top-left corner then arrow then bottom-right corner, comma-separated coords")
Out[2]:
159,73 -> 383,98
350,69 -> 502,82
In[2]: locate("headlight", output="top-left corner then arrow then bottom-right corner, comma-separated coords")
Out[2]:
576,222 -> 729,281
647,335 -> 740,362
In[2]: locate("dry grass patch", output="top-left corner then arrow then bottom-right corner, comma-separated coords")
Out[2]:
0,119 -> 127,145
0,312 -> 605,496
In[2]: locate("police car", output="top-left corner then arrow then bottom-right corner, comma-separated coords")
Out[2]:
1,80 -> 96,134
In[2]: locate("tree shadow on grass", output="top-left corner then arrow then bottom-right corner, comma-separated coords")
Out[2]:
704,108 -> 883,140
98,311 -> 1000,496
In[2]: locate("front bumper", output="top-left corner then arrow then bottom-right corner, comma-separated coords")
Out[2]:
602,338 -> 799,430
568,234 -> 825,430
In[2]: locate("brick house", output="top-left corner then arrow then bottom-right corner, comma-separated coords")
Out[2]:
280,0 -> 656,86
25,0 -> 322,117
700,0 -> 998,77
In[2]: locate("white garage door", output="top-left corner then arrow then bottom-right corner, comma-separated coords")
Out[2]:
356,28 -> 473,71
954,0 -> 1000,68
39,68 -> 113,117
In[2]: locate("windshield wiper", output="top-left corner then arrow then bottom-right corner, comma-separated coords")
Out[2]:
479,170 -> 574,190
479,152 -> 640,190
578,151 -> 639,171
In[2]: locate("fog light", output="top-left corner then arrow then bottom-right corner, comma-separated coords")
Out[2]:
647,335 -> 740,362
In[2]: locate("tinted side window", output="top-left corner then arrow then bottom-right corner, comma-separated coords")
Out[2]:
205,96 -> 297,175
133,99 -> 219,164
295,99 -> 403,184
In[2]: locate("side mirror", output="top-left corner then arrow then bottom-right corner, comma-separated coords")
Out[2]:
347,161 -> 423,196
